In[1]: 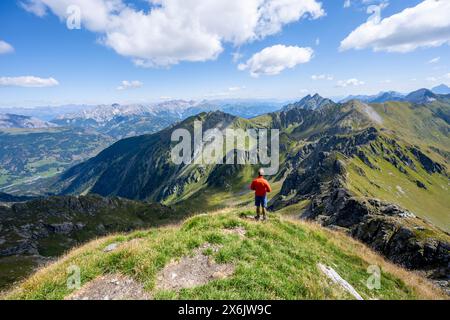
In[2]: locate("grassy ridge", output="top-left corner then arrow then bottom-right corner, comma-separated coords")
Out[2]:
346,135 -> 450,231
2,209 -> 444,300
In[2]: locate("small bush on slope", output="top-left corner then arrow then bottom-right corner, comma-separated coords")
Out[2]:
2,209 -> 445,300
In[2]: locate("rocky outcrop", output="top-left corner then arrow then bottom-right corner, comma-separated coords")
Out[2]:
409,147 -> 445,174
301,177 -> 449,282
0,195 -> 173,259
352,217 -> 449,277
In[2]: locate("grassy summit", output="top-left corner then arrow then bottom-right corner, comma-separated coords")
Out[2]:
2,208 -> 444,300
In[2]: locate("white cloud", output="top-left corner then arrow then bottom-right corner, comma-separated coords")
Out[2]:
425,73 -> 450,84
0,40 -> 14,54
0,76 -> 59,87
117,80 -> 143,90
238,45 -> 314,77
428,57 -> 440,64
336,78 -> 365,88
204,86 -> 246,97
228,86 -> 245,92
312,74 -> 333,81
23,0 -> 324,67
340,0 -> 450,53
20,0 -> 47,17
344,0 -> 387,9
231,52 -> 244,63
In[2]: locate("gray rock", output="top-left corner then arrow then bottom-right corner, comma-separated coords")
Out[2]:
104,243 -> 119,252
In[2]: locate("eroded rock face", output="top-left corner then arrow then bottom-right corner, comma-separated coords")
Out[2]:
0,195 -> 172,259
302,179 -> 449,280
352,218 -> 449,274
409,147 -> 445,174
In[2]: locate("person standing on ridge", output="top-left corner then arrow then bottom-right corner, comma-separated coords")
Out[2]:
250,168 -> 272,221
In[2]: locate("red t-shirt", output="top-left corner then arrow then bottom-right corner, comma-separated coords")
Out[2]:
250,176 -> 272,197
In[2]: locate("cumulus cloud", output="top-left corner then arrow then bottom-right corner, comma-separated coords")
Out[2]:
336,78 -> 365,88
340,0 -> 450,53
311,74 -> 333,81
0,76 -> 59,87
0,40 -> 14,54
238,45 -> 314,77
117,80 -> 143,90
22,0 -> 324,67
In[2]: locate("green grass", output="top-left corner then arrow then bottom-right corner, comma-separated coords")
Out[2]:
370,102 -> 450,154
2,209 -> 444,300
0,256 -> 40,290
171,169 -> 284,214
347,143 -> 450,232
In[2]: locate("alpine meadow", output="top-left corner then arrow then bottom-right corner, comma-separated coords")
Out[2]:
0,0 -> 449,308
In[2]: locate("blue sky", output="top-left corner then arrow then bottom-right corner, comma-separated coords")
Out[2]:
0,0 -> 449,107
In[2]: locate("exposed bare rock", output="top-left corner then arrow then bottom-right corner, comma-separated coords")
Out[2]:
67,274 -> 150,300
318,263 -> 363,300
222,227 -> 247,238
155,244 -> 234,292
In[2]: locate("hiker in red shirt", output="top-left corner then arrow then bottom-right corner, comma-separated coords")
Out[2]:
250,168 -> 272,221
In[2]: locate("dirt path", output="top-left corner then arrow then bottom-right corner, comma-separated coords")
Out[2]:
156,244 -> 235,291
66,274 -> 150,300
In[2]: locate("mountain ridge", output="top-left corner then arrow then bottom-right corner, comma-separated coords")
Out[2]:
0,114 -> 57,129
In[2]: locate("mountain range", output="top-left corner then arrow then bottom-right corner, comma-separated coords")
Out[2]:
0,100 -> 283,191
340,84 -> 450,104
432,84 -> 450,95
0,114 -> 56,129
0,87 -> 449,294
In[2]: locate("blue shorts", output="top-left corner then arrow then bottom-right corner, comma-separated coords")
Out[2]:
255,196 -> 267,208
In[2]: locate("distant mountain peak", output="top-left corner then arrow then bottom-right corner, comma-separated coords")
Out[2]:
340,91 -> 404,104
283,93 -> 335,111
405,88 -> 437,104
0,113 -> 57,129
431,84 -> 450,95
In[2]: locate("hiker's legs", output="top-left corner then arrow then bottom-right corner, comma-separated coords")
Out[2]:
255,206 -> 261,219
261,196 -> 268,220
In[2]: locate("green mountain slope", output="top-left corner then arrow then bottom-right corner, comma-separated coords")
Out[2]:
2,209 -> 445,300
52,112 -> 250,202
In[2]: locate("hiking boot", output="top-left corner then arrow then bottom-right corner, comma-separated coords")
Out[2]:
255,215 -> 261,221
262,215 -> 268,221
